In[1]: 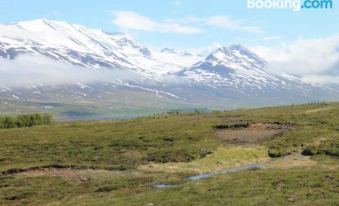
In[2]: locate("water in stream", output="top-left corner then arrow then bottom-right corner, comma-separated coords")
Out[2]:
154,163 -> 265,189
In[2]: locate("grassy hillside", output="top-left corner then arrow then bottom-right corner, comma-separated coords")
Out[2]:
0,103 -> 338,205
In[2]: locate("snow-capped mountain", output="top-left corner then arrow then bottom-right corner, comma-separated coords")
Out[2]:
176,45 -> 307,89
0,19 -> 198,75
171,45 -> 339,105
0,19 -> 338,119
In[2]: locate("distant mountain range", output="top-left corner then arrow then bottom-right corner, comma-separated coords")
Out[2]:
0,19 -> 338,118
0,19 -> 199,74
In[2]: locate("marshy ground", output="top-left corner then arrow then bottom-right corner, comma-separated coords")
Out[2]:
215,122 -> 290,145
0,103 -> 338,205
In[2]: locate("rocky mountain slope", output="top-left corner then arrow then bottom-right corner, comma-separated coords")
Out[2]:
0,19 -> 338,118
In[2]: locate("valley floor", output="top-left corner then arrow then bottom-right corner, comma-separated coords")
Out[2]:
0,103 -> 338,205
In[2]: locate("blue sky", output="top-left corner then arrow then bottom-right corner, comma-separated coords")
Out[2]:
0,0 -> 338,50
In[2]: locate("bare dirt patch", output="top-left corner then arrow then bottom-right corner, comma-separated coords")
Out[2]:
17,168 -> 118,181
216,123 -> 289,145
267,154 -> 317,169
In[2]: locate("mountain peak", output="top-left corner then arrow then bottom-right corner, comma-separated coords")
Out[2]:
228,44 -> 249,51
16,19 -> 71,30
0,19 -> 155,70
205,44 -> 266,70
161,48 -> 193,56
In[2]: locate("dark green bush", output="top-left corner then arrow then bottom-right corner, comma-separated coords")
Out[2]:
0,113 -> 52,129
214,122 -> 250,129
268,147 -> 291,158
318,139 -> 339,157
302,146 -> 319,156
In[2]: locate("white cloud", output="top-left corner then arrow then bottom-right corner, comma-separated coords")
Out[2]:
112,11 -> 202,34
251,35 -> 339,77
201,42 -> 222,55
204,16 -> 262,33
113,11 -> 155,31
112,11 -> 262,34
302,75 -> 339,84
0,55 -> 137,87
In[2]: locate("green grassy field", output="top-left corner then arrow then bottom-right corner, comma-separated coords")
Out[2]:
0,103 -> 338,205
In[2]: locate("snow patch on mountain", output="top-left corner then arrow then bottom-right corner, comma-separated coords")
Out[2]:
0,19 -> 197,75
0,19 -> 338,106
176,45 -> 315,95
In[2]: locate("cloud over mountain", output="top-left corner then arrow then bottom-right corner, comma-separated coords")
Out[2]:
252,35 -> 339,77
0,55 -> 137,87
112,11 -> 262,34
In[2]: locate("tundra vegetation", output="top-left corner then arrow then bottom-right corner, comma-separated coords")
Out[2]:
0,103 -> 338,205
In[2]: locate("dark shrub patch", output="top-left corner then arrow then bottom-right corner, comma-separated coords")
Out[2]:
302,146 -> 319,156
0,113 -> 52,129
95,186 -> 116,193
214,122 -> 250,129
199,149 -> 213,158
268,147 -> 291,158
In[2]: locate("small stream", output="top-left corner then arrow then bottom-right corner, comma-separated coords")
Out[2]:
154,163 -> 265,189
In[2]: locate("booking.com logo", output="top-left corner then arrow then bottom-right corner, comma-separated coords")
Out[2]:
247,0 -> 333,12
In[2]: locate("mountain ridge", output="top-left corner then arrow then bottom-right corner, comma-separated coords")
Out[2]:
0,19 -> 198,75
0,19 -> 338,117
